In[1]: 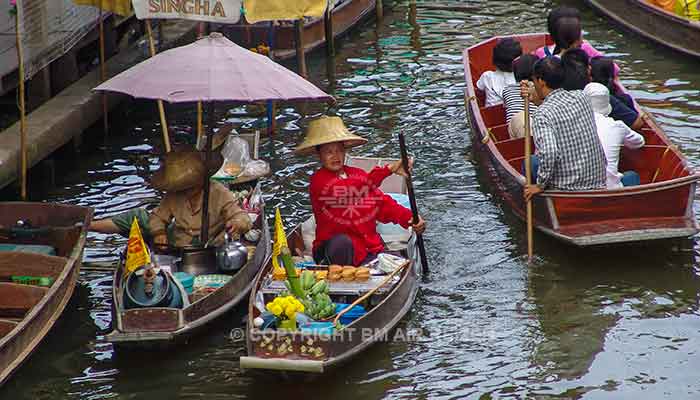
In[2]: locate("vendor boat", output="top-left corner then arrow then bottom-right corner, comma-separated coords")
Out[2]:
463,33 -> 700,246
583,0 -> 700,59
0,202 -> 92,385
239,155 -> 423,374
221,0 -> 377,60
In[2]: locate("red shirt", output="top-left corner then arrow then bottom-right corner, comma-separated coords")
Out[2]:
310,165 -> 413,265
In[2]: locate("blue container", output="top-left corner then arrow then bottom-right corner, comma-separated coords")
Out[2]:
173,272 -> 194,294
300,322 -> 335,335
334,303 -> 367,325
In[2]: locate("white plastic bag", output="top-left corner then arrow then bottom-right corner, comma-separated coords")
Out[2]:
221,136 -> 251,176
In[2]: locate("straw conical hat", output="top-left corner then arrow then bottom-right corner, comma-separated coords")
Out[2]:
295,116 -> 368,156
151,151 -> 224,192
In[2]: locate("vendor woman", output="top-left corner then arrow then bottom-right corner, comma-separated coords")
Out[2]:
295,116 -> 426,266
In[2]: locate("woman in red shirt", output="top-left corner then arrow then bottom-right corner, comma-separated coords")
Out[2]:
295,116 -> 426,266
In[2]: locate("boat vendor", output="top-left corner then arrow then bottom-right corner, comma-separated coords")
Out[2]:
90,150 -> 252,248
295,116 -> 426,267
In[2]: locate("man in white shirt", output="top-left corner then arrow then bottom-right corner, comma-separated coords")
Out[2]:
583,83 -> 645,188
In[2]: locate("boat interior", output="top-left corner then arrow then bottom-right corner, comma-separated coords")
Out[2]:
467,35 -> 691,186
0,203 -> 89,340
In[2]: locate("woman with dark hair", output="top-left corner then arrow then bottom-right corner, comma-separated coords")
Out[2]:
561,48 -> 590,91
590,56 -> 644,130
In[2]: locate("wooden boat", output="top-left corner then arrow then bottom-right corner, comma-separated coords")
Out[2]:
106,133 -> 271,347
584,0 -> 700,59
0,202 -> 92,385
240,156 -> 423,374
221,0 -> 377,60
463,34 -> 700,246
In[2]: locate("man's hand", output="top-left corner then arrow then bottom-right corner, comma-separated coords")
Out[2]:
389,157 -> 414,178
520,80 -> 531,99
524,184 -> 544,202
153,234 -> 168,248
409,215 -> 426,234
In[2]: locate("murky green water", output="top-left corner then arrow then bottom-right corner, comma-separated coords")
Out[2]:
2,1 -> 700,398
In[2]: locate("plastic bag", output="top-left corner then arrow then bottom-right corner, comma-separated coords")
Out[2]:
221,136 -> 251,176
241,160 -> 270,179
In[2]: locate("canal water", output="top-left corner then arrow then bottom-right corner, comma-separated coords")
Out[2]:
3,0 -> 700,398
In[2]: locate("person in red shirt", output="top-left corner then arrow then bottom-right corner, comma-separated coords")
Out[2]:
295,116 -> 426,266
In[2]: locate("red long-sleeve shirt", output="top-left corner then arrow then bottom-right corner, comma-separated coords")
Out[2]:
310,165 -> 413,265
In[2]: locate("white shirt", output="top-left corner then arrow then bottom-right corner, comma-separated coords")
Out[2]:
593,113 -> 645,188
476,70 -> 516,107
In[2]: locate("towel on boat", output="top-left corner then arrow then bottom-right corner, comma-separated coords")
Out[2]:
243,0 -> 328,23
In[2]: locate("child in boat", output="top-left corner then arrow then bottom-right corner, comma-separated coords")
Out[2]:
502,54 -> 539,138
476,38 -> 521,107
535,6 -> 620,76
583,83 -> 645,188
590,56 -> 644,131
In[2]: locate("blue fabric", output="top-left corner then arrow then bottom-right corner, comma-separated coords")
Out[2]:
521,155 -> 540,184
609,95 -> 639,128
621,171 -> 641,187
0,244 -> 56,256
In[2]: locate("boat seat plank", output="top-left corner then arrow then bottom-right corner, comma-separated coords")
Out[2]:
497,136 -> 535,161
488,124 -> 510,142
0,251 -> 67,281
479,104 -> 506,127
0,283 -> 48,318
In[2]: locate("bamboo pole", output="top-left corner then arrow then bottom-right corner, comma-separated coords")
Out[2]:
524,94 -> 534,261
266,22 -> 276,135
196,22 -> 204,147
294,19 -> 308,78
99,3 -> 109,139
324,6 -> 334,56
15,8 -> 27,200
376,0 -> 384,19
145,20 -> 171,153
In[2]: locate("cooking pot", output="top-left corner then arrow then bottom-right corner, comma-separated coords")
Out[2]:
178,245 -> 219,275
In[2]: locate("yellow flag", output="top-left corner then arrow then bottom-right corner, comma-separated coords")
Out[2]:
271,207 -> 288,272
243,0 -> 328,23
125,217 -> 151,273
73,0 -> 133,16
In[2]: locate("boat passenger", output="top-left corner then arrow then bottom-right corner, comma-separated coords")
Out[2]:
583,83 -> 645,189
520,57 -> 607,201
295,116 -> 426,266
476,38 -> 521,107
502,54 -> 539,138
561,48 -> 590,91
590,57 -> 645,131
535,6 -> 620,77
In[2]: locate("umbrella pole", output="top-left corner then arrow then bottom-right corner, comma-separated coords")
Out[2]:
324,6 -> 334,56
145,20 -> 171,153
196,22 -> 204,147
15,7 -> 27,200
200,102 -> 215,246
294,19 -> 308,78
98,2 -> 109,140
267,22 -> 276,135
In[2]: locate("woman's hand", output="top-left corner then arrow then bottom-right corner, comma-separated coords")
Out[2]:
227,213 -> 252,238
389,157 -> 414,177
409,215 -> 426,234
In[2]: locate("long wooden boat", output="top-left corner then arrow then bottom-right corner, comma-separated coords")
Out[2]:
584,0 -> 700,59
0,202 -> 92,385
221,0 -> 376,61
240,156 -> 423,374
463,34 -> 700,246
106,133 -> 271,347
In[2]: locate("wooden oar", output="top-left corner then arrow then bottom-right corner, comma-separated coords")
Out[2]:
523,92 -> 534,261
398,133 -> 429,274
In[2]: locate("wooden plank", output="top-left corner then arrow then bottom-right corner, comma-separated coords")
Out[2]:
0,252 -> 67,280
121,308 -> 181,333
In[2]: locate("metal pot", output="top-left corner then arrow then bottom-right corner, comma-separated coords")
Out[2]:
178,245 -> 218,275
216,233 -> 248,273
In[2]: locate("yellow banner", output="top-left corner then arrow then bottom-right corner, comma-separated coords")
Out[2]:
243,0 -> 328,23
73,0 -> 133,16
271,207 -> 288,272
125,218 -> 151,273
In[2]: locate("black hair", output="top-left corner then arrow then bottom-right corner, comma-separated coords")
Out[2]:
493,38 -> 522,72
553,17 -> 582,55
561,48 -> 590,91
546,6 -> 581,37
532,57 -> 565,90
512,54 -> 539,81
590,56 -> 617,94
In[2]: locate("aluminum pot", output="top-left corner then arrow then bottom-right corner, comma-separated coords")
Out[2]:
178,246 -> 218,275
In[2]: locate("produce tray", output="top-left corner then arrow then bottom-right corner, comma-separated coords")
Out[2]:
260,274 -> 399,296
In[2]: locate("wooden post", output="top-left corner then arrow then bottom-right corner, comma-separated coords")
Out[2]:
324,7 -> 335,56
98,3 -> 109,139
266,101 -> 276,135
524,95 -> 534,261
145,20 -> 171,153
376,0 -> 384,20
294,19 -> 308,78
200,102 -> 216,246
15,9 -> 27,200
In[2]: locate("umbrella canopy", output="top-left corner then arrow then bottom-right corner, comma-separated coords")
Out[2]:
94,32 -> 334,103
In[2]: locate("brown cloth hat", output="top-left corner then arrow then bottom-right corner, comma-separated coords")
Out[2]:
294,116 -> 368,156
151,151 -> 224,192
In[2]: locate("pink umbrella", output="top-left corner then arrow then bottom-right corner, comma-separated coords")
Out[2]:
94,32 -> 333,103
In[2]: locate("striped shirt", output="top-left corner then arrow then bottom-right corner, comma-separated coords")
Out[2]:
532,89 -> 607,190
502,83 -> 538,123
